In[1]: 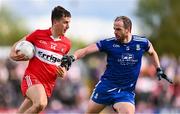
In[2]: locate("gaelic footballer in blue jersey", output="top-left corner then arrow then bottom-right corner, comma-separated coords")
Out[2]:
60,16 -> 173,114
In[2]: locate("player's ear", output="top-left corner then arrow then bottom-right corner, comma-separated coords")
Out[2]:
52,19 -> 56,25
52,19 -> 59,25
127,27 -> 131,33
125,28 -> 129,34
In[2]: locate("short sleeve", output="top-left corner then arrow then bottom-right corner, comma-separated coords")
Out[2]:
25,30 -> 38,43
96,39 -> 107,52
144,39 -> 150,52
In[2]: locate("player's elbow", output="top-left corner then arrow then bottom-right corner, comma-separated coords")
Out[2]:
149,51 -> 158,59
148,52 -> 153,56
148,49 -> 155,56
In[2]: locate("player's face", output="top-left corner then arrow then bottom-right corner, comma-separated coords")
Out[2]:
113,20 -> 128,42
53,17 -> 71,36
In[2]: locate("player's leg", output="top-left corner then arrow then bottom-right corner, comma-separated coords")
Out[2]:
85,99 -> 106,114
86,80 -> 111,113
24,84 -> 48,113
112,90 -> 136,114
17,97 -> 32,113
113,102 -> 135,114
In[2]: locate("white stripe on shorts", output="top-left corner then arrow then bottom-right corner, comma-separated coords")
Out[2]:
107,88 -> 117,92
25,75 -> 32,87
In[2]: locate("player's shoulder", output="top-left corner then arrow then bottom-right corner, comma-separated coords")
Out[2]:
35,28 -> 50,34
30,28 -> 50,37
102,37 -> 116,42
132,35 -> 149,43
62,36 -> 71,44
98,37 -> 116,46
105,37 -> 116,41
25,29 -> 45,39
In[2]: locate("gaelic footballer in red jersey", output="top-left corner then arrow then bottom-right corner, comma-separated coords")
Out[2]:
22,28 -> 71,97
9,6 -> 71,113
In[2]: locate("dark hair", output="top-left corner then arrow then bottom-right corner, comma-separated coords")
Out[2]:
51,6 -> 71,24
115,16 -> 132,32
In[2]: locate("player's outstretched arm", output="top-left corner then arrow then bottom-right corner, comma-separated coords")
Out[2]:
147,41 -> 173,84
60,43 -> 99,70
73,43 -> 99,60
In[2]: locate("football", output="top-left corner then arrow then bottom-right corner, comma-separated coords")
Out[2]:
15,40 -> 35,59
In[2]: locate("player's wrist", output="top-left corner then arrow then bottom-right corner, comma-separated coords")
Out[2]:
69,55 -> 76,62
156,67 -> 162,72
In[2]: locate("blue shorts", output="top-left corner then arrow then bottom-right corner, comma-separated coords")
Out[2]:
91,80 -> 135,106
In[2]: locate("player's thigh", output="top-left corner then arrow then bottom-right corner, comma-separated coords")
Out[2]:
113,102 -> 135,114
85,99 -> 106,114
18,98 -> 32,113
26,84 -> 48,104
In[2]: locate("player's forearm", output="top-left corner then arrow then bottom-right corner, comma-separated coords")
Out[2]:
149,51 -> 161,68
150,51 -> 173,84
73,43 -> 98,60
73,48 -> 88,60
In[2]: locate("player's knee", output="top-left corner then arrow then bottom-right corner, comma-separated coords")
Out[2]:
114,106 -> 135,114
34,103 -> 47,112
118,109 -> 134,114
33,100 -> 48,112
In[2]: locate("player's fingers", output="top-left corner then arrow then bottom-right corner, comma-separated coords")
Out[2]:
15,50 -> 24,55
56,67 -> 65,78
164,77 -> 173,84
168,79 -> 173,84
58,66 -> 67,79
58,66 -> 64,72
56,71 -> 63,78
14,51 -> 24,57
161,74 -> 173,84
13,54 -> 28,61
56,68 -> 63,74
10,50 -> 22,58
158,75 -> 161,80
13,55 -> 24,61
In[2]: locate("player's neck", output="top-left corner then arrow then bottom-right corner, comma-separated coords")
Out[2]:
122,34 -> 132,43
51,28 -> 60,39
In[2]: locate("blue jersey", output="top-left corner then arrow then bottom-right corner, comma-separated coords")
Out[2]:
96,35 -> 150,91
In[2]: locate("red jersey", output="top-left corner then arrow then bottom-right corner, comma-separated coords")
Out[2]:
22,28 -> 71,97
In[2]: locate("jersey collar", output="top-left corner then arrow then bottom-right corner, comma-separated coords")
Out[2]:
48,28 -> 62,41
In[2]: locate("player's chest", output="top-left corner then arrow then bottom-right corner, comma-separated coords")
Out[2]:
34,38 -> 68,54
110,43 -> 142,52
108,43 -> 144,58
107,44 -> 145,65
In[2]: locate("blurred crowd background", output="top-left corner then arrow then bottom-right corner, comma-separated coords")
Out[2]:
0,0 -> 180,113
0,54 -> 180,113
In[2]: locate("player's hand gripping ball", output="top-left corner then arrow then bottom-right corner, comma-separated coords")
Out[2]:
15,40 -> 35,59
